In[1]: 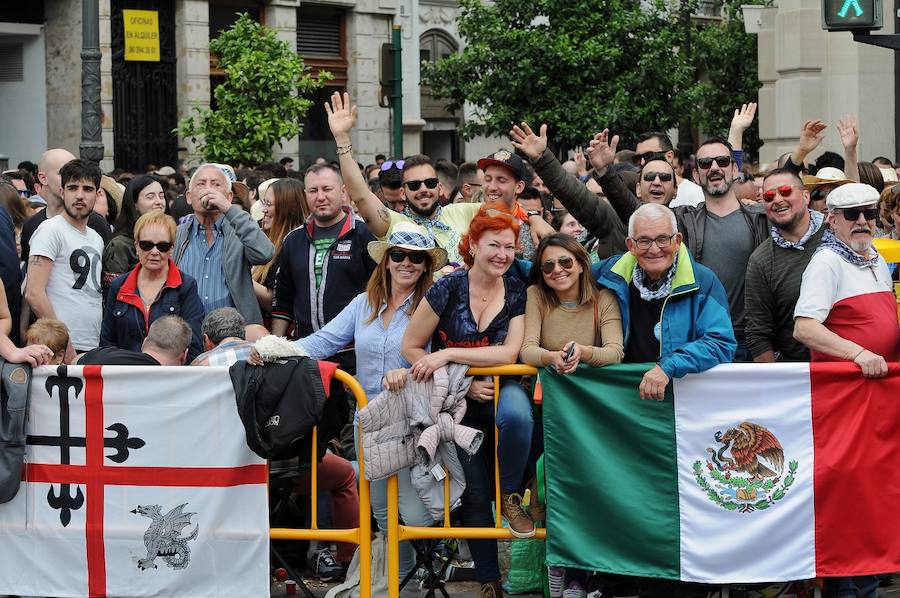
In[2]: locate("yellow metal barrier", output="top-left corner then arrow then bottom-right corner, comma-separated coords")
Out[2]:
386,365 -> 541,598
874,237 -> 900,319
270,369 -> 373,597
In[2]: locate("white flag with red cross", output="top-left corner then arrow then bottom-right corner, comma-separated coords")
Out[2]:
0,365 -> 269,597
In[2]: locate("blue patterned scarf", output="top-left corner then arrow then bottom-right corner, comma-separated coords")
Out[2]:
632,256 -> 678,301
771,210 -> 824,250
818,228 -> 880,268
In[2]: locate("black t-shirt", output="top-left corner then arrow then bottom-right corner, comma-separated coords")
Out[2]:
21,209 -> 111,262
624,282 -> 665,364
77,347 -> 160,366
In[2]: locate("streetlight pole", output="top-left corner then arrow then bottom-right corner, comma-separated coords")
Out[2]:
80,0 -> 104,163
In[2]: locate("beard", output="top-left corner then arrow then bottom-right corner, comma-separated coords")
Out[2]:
703,178 -> 733,197
64,203 -> 89,221
406,197 -> 439,218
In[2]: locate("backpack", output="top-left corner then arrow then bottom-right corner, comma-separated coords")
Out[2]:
0,360 -> 31,504
230,356 -> 339,461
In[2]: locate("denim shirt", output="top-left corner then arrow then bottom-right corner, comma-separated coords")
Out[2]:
179,216 -> 233,313
296,291 -> 426,400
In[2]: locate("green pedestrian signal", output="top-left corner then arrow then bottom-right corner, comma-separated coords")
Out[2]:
822,0 -> 882,30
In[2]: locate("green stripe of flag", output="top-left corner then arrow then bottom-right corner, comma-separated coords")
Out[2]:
542,363 -> 680,579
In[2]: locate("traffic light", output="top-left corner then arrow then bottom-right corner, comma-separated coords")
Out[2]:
822,0 -> 882,30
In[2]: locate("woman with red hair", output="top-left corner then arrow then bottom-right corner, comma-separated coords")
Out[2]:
401,203 -> 534,598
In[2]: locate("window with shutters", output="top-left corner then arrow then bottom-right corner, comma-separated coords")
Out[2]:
0,44 -> 24,83
297,5 -> 347,87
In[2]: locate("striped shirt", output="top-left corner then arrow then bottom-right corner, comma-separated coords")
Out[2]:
193,339 -> 255,366
178,216 -> 234,314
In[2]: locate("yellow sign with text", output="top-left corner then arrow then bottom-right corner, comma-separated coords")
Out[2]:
123,9 -> 160,62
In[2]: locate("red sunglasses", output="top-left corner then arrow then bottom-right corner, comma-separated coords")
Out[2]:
762,184 -> 797,202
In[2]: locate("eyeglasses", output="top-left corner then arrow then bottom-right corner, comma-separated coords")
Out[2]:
697,155 -> 732,169
404,178 -> 439,191
838,207 -> 878,222
380,160 -> 405,172
16,189 -> 30,198
762,184 -> 798,202
540,255 -> 576,274
642,171 -> 674,183
137,240 -> 174,252
630,233 -> 677,250
388,249 -> 427,264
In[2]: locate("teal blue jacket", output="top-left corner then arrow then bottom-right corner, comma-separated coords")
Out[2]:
593,245 -> 736,378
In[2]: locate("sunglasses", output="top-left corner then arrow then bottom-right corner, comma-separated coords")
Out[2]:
16,189 -> 31,198
642,171 -> 674,183
137,240 -> 173,252
810,187 -> 833,202
697,155 -> 732,169
838,207 -> 878,222
381,181 -> 403,190
388,249 -> 427,264
762,184 -> 797,202
404,178 -> 439,191
380,160 -> 405,172
540,256 -> 575,274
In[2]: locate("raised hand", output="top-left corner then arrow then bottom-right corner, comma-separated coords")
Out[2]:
573,147 -> 588,177
509,122 -> 548,161
730,103 -> 757,133
324,91 -> 357,143
586,129 -> 619,175
836,114 -> 859,151
798,119 -> 827,154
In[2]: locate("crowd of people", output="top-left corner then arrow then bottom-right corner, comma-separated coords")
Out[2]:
0,93 -> 897,598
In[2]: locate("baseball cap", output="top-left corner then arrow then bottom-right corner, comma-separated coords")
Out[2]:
802,167 -> 852,190
825,182 -> 880,210
478,149 -> 526,181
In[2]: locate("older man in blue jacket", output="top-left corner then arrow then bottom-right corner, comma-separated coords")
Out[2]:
594,203 -> 736,400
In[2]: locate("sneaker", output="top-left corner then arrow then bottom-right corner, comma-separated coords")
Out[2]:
480,581 -> 504,598
563,580 -> 586,598
500,492 -> 535,538
548,566 -> 565,598
307,547 -> 343,582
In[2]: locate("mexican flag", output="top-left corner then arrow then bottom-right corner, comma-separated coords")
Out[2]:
542,362 -> 900,584
0,365 -> 269,597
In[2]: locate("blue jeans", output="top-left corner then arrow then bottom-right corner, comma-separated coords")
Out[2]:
370,468 -> 433,578
456,379 -> 534,583
825,576 -> 882,597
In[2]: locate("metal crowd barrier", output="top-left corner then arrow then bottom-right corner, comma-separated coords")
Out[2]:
385,364 -> 542,598
269,369 -> 373,598
874,237 -> 900,319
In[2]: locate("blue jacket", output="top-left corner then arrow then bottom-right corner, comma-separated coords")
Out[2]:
593,245 -> 736,378
101,261 -> 205,362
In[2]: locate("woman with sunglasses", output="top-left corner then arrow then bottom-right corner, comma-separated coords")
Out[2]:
102,174 -> 168,288
401,203 -> 533,598
522,233 -> 623,373
252,178 -> 308,321
101,211 -> 204,361
292,221 -> 447,582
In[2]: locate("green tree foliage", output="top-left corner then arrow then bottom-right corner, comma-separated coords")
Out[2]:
690,0 -> 763,159
176,14 -> 331,165
422,0 -> 695,150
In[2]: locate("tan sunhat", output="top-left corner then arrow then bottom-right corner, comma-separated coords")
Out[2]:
100,175 -> 125,210
367,221 -> 449,269
802,167 -> 852,190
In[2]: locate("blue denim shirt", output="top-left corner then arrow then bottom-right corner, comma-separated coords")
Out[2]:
179,216 -> 233,313
296,291 -> 427,400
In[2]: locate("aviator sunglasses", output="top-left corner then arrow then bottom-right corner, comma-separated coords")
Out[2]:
388,249 -> 427,264
137,240 -> 174,252
697,155 -> 732,169
762,184 -> 797,202
541,256 -> 576,274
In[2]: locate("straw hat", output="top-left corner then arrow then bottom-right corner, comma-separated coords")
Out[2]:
100,175 -> 125,211
802,167 -> 852,190
367,222 -> 448,269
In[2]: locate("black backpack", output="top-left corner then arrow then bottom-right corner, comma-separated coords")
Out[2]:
230,356 -> 342,461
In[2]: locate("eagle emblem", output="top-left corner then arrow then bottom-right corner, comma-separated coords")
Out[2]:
492,150 -> 512,161
132,503 -> 199,570
693,422 -> 798,513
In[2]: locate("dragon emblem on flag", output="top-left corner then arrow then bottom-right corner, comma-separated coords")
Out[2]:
132,503 -> 199,570
692,422 -> 798,513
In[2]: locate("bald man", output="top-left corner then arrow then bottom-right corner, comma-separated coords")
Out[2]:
20,149 -> 111,262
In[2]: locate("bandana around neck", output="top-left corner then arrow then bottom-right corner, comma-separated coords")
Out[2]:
818,228 -> 880,268
771,210 -> 824,250
632,256 -> 678,301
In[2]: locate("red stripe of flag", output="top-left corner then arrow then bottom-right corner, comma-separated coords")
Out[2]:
811,362 -> 900,577
84,365 -> 106,598
25,463 -> 268,486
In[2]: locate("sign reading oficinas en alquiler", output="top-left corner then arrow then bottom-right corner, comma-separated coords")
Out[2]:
123,9 -> 160,62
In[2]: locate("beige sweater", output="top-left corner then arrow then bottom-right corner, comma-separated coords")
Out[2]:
520,285 -> 625,367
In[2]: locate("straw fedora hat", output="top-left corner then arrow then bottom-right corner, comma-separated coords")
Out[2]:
367,221 -> 448,269
802,167 -> 852,190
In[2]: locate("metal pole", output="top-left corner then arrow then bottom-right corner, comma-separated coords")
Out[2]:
677,1 -> 694,159
392,25 -> 403,158
80,0 -> 104,163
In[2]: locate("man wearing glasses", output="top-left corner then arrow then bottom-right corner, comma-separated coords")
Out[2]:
744,168 -> 827,363
595,203 -> 736,401
794,183 -> 899,377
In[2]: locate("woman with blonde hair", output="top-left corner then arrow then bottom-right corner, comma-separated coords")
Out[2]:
252,178 -> 309,318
